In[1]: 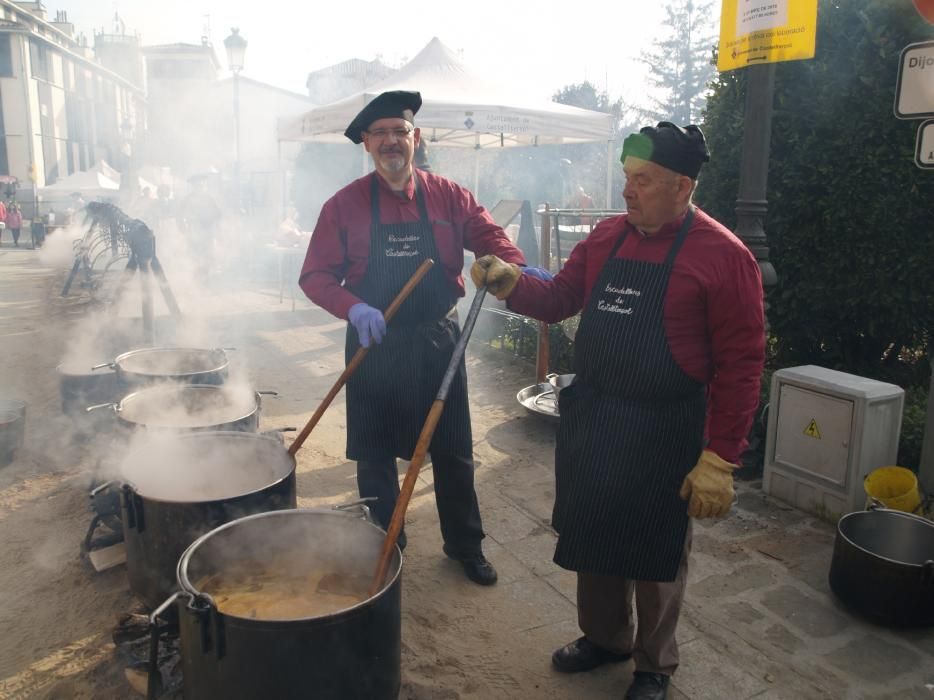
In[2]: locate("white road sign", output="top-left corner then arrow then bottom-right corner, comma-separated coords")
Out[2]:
895,41 -> 934,119
916,119 -> 934,169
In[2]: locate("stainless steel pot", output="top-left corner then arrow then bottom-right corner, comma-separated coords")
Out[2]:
92,347 -> 230,387
87,384 -> 274,433
150,507 -> 402,700
829,505 -> 934,627
0,401 -> 26,466
547,372 -> 576,397
116,431 -> 297,608
58,363 -> 120,435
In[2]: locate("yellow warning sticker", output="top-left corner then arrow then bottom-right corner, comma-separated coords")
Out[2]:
803,419 -> 822,439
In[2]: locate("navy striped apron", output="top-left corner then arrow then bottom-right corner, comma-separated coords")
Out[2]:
344,174 -> 473,462
553,208 -> 706,582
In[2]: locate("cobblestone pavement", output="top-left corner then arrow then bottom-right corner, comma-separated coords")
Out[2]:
0,248 -> 931,699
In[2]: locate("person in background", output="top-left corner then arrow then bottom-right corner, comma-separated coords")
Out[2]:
471,122 -> 765,700
178,175 -> 221,273
414,138 -> 432,172
299,90 -> 548,585
4,202 -> 22,247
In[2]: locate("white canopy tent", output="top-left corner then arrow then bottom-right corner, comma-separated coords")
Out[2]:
277,37 -> 618,203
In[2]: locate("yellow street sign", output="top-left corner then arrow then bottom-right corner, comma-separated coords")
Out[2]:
803,419 -> 822,440
718,0 -> 819,72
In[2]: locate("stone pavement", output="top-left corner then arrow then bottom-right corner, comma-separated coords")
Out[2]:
0,248 -> 932,699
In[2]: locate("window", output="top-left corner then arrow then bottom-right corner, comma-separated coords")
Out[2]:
29,39 -> 50,82
0,35 -> 13,78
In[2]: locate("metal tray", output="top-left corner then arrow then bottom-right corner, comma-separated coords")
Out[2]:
516,382 -> 560,423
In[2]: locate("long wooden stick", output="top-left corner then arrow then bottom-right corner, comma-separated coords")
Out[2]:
288,258 -> 434,456
369,286 -> 488,596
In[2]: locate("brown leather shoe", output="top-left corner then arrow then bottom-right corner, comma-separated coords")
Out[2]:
551,636 -> 631,673
625,671 -> 670,699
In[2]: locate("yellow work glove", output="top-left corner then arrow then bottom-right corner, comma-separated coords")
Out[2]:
470,255 -> 522,300
678,449 -> 736,519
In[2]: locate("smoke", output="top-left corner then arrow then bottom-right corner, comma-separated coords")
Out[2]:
112,430 -> 292,503
36,220 -> 86,269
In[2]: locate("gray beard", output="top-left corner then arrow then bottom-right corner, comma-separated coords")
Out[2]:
378,153 -> 405,173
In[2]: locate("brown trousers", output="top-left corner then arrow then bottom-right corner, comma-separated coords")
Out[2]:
576,521 -> 692,675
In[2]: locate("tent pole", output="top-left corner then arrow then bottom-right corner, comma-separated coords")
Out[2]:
606,140 -> 614,208
473,133 -> 481,201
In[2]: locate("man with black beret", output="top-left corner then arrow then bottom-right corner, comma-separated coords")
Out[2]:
300,90 -> 541,586
471,122 -> 764,698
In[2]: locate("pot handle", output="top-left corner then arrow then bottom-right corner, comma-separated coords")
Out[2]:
85,402 -> 117,413
334,497 -> 379,525
922,560 -> 934,587
147,592 -> 181,700
257,390 -> 279,397
867,498 -> 888,511
186,592 -> 226,661
122,484 -> 145,533
90,362 -> 115,371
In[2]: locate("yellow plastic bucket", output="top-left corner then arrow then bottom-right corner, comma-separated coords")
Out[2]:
863,466 -> 921,513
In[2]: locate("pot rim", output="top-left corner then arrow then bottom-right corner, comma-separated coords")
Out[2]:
837,508 -> 934,568
120,430 -> 292,504
175,508 -> 403,622
113,346 -> 230,377
115,384 -> 260,430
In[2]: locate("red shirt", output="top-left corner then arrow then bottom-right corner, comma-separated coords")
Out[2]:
508,207 -> 765,464
299,170 -> 526,320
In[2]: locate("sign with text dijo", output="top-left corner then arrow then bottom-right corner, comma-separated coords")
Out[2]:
895,41 -> 934,119
916,120 -> 934,169
717,0 -> 818,72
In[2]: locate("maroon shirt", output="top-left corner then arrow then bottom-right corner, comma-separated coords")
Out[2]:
299,170 -> 525,320
508,207 -> 765,464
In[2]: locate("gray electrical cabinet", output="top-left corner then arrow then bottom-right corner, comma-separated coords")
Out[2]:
762,365 -> 905,522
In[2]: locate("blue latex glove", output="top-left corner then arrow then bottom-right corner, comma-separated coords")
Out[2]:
522,266 -> 554,281
348,303 -> 386,348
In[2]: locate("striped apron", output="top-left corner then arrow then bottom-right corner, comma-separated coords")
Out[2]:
344,174 -> 473,462
553,208 -> 706,582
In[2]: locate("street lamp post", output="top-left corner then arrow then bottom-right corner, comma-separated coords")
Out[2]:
224,28 -> 247,210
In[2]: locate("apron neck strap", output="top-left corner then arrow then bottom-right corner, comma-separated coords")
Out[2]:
370,171 -> 430,225
663,206 -> 695,267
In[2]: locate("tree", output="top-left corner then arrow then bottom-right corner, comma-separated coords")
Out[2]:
639,0 -> 718,124
697,0 -> 934,387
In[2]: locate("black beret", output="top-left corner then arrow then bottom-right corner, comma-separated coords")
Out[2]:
344,90 -> 422,144
621,122 -> 710,179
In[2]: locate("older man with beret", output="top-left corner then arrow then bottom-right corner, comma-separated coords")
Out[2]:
299,90 -> 544,586
471,122 -> 765,699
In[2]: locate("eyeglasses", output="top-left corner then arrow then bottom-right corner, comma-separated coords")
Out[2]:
366,127 -> 413,141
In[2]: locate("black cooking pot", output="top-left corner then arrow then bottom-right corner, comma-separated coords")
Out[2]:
151,507 -> 401,700
58,362 -> 120,409
117,431 -> 297,609
829,506 -> 934,627
87,385 -> 273,433
0,400 -> 26,466
92,347 -> 230,387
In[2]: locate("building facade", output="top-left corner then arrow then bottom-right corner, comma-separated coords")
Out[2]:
0,1 -> 144,200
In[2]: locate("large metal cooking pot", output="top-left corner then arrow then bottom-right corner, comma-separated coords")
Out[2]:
117,431 -> 297,609
0,400 -> 26,466
92,347 -> 230,387
829,505 -> 934,627
150,507 -> 402,700
87,384 -> 273,433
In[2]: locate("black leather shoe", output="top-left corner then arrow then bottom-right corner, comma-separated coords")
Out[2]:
625,671 -> 670,700
443,546 -> 498,586
551,636 -> 631,673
